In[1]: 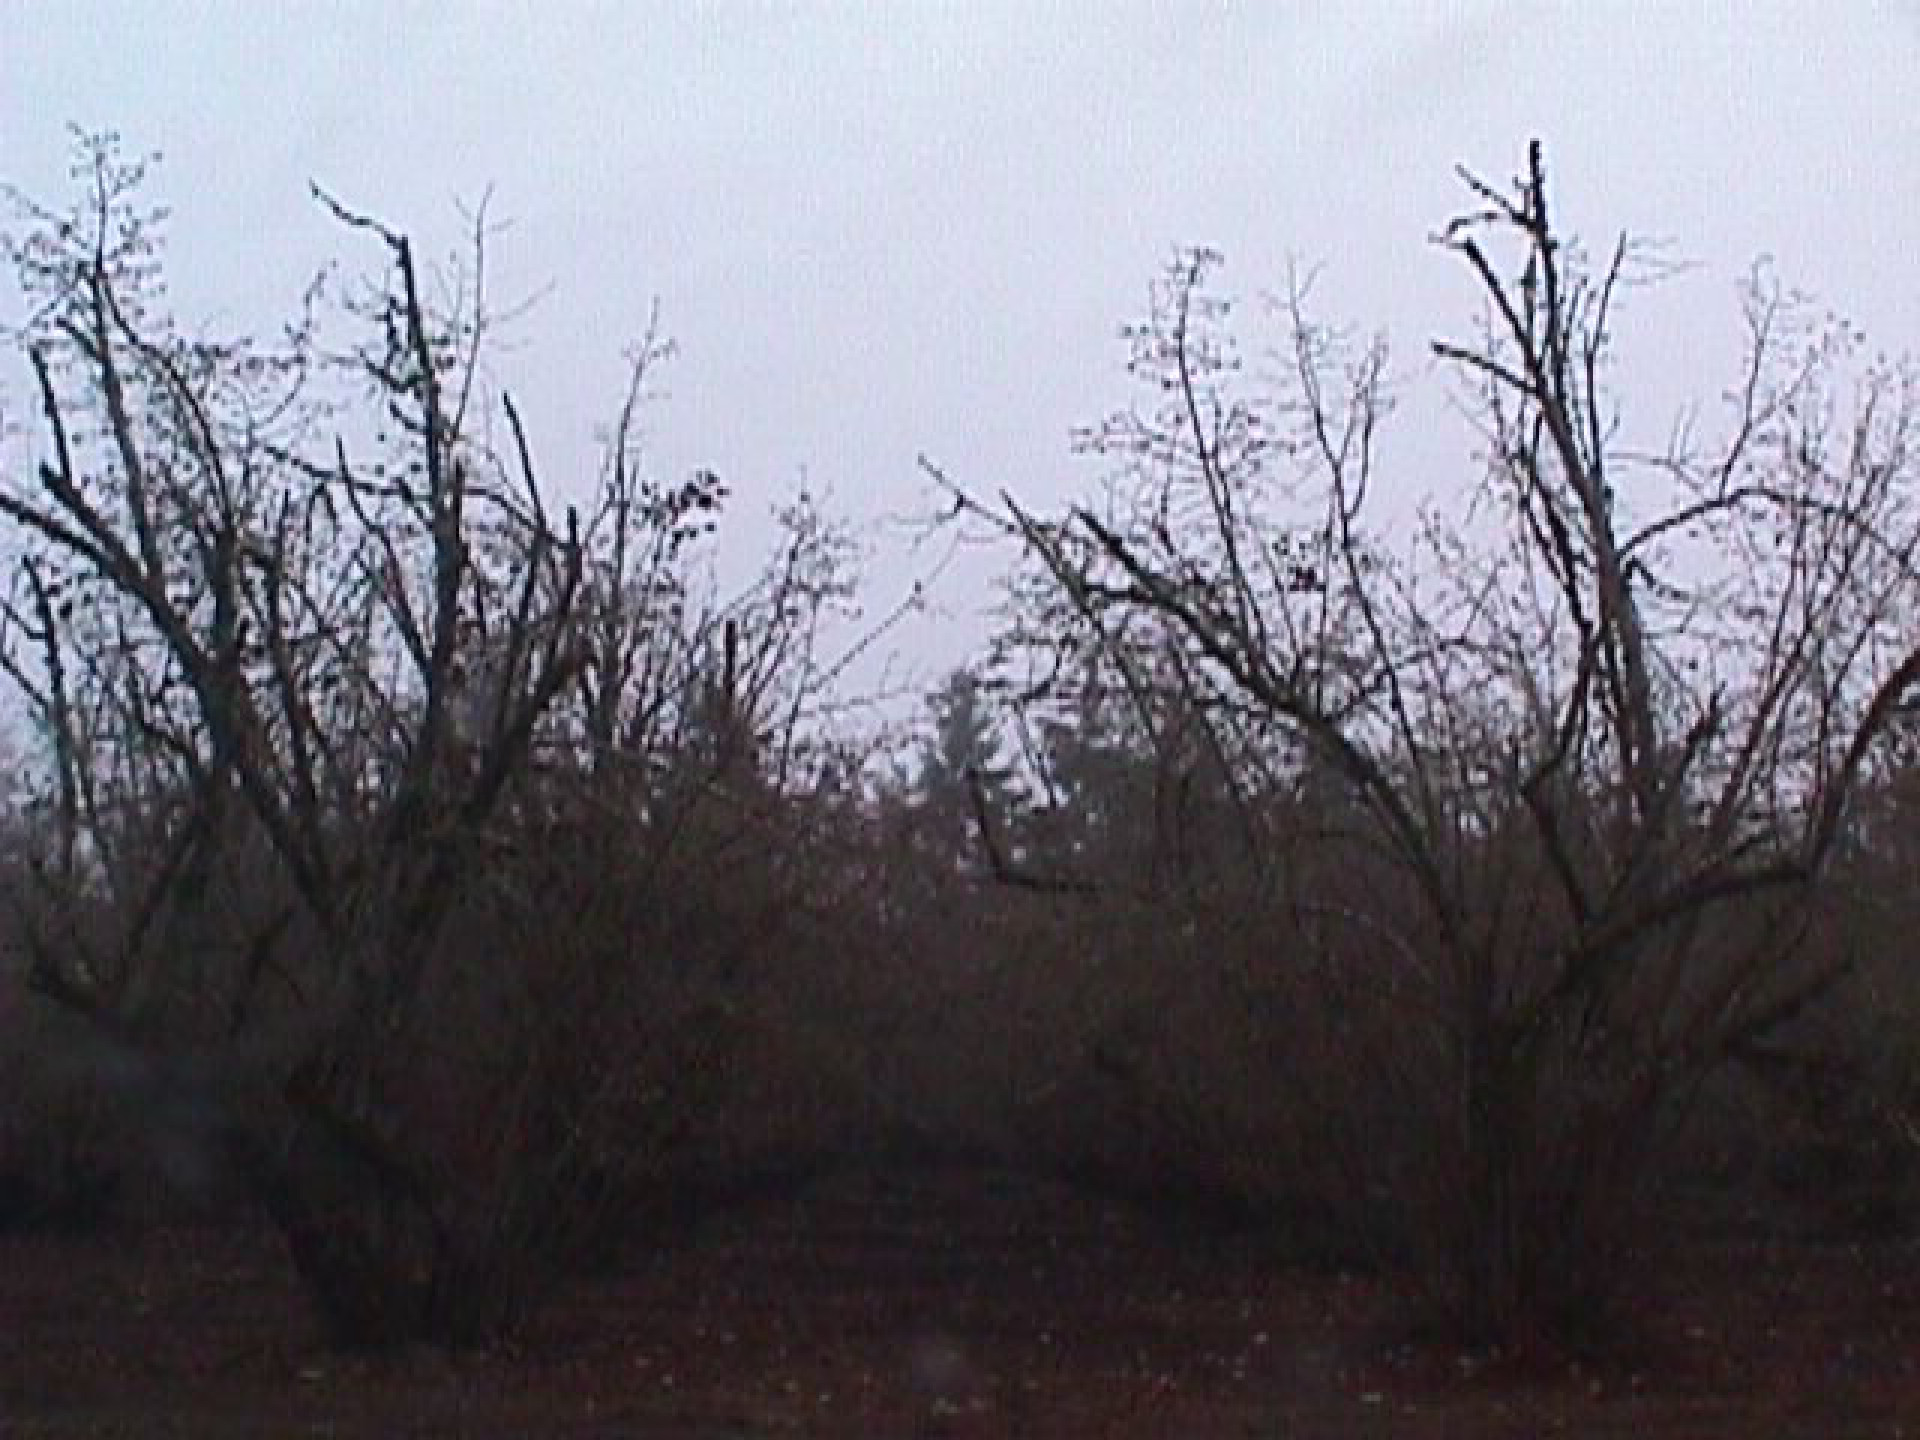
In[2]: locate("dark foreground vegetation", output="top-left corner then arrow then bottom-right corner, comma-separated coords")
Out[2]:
2,135 -> 1918,1430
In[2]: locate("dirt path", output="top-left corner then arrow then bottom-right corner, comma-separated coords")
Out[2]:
2,1164 -> 1915,1436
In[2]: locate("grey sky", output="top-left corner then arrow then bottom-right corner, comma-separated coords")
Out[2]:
4,2 -> 1917,713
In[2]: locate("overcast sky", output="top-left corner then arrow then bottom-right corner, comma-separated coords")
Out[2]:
4,2 -> 1918,716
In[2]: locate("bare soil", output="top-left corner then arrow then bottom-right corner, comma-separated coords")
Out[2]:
2,1164 -> 1915,1437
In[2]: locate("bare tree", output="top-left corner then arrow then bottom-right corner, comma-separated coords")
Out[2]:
0,136 -> 691,1344
1,135 -> 892,1344
974,142 -> 1920,1339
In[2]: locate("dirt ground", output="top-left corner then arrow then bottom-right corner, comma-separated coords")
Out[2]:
2,1164 -> 1915,1438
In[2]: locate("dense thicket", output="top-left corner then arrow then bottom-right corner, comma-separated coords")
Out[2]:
3,136 -> 1916,1350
